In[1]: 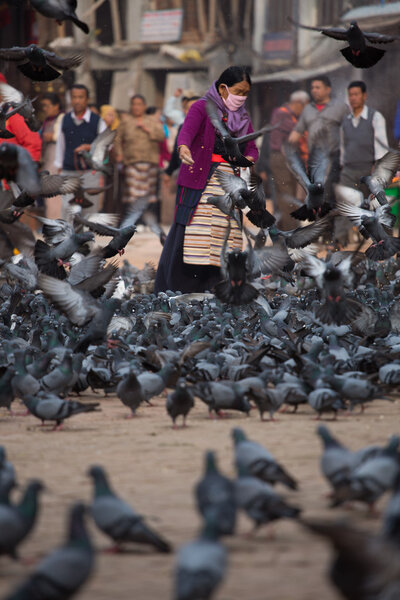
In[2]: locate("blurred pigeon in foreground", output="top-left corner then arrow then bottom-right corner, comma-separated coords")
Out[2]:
88,465 -> 172,553
5,502 -> 94,600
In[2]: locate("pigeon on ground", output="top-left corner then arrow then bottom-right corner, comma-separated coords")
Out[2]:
116,369 -> 146,418
232,428 -> 298,490
0,44 -> 83,81
195,451 -> 237,536
30,0 -> 90,34
288,17 -> 400,68
0,480 -> 43,559
173,518 -> 227,600
283,136 -> 332,220
235,468 -> 300,535
0,446 -> 17,500
88,465 -> 172,553
5,502 -> 94,600
194,381 -> 251,417
308,387 -> 346,419
22,393 -> 100,431
166,379 -> 194,428
303,519 -> 400,600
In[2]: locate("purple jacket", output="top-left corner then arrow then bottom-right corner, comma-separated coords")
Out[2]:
177,99 -> 259,190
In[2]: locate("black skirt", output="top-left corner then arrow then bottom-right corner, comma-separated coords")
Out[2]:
154,223 -> 222,294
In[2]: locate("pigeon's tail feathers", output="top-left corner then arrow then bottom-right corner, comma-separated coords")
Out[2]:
17,62 -> 60,82
71,401 -> 101,415
365,237 -> 400,261
214,280 -> 259,305
290,203 -> 333,222
340,45 -> 385,69
280,471 -> 298,491
375,191 -> 389,206
315,297 -> 362,326
70,16 -> 90,34
214,280 -> 232,303
135,524 -> 172,553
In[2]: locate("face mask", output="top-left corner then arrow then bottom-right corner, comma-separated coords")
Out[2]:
222,85 -> 247,111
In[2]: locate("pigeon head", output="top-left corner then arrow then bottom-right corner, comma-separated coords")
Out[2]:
316,425 -> 341,448
231,427 -> 247,445
87,465 -> 112,497
204,450 -> 218,474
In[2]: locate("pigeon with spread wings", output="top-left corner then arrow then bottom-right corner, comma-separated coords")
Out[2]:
30,0 -> 90,34
288,17 -> 400,68
360,150 -> 400,206
76,128 -> 116,176
283,136 -> 333,221
0,44 -> 83,81
206,98 -> 278,167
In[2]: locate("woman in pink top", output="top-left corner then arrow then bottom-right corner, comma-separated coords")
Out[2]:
155,66 -> 259,294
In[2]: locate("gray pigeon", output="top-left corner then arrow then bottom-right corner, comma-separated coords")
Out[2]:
88,465 -> 172,553
30,0 -> 90,34
235,468 -> 300,535
166,379 -> 195,428
195,451 -> 236,537
232,428 -> 298,490
174,519 -> 227,600
116,369 -> 145,418
5,502 -> 94,600
0,480 -> 43,559
23,394 -> 100,431
0,446 -> 17,501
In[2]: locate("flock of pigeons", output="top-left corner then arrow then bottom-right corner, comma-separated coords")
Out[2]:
1,2 -> 400,599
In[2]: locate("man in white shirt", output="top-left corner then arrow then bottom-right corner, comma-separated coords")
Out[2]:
54,84 -> 106,218
340,80 -> 388,196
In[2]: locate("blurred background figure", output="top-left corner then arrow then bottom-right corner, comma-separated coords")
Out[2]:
100,104 -> 120,214
340,80 -> 388,195
40,92 -> 64,219
163,88 -> 197,127
258,90 -> 309,229
54,84 -> 107,219
113,94 -> 165,220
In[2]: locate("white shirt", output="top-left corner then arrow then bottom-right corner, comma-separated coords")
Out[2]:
163,95 -> 184,127
54,108 -> 106,170
340,105 -> 388,165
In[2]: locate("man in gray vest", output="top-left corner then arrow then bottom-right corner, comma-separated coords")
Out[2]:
340,80 -> 388,196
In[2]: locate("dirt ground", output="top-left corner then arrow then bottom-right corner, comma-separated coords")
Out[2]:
0,231 -> 398,599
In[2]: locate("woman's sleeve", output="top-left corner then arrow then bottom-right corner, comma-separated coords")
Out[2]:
6,114 -> 42,162
243,121 -> 259,163
176,101 -> 204,148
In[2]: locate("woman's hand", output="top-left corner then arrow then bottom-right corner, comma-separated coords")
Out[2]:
179,145 -> 194,166
245,156 -> 255,164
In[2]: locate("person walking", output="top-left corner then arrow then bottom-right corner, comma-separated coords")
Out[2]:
262,90 -> 309,229
154,66 -> 259,295
113,94 -> 165,216
288,75 -> 348,206
340,80 -> 388,195
40,92 -> 64,219
54,84 -> 106,219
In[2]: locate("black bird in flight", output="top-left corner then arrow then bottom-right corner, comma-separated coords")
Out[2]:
288,17 -> 400,68
0,44 -> 83,81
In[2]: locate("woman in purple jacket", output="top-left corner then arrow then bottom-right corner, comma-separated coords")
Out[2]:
154,66 -> 259,294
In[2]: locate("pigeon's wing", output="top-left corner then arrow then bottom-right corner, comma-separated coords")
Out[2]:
282,142 -> 311,190
236,121 -> 280,144
363,32 -> 400,44
0,82 -> 23,104
120,196 -> 149,228
68,254 -> 104,286
90,129 -> 116,164
38,273 -> 98,326
205,98 -> 230,139
372,151 -> 400,187
308,138 -> 331,184
40,173 -> 80,197
248,173 -> 266,210
0,47 -> 28,61
300,254 -> 326,287
377,203 -> 396,229
0,189 -> 14,210
74,214 -> 117,236
216,169 -> 247,194
15,146 -> 41,196
253,245 -> 291,275
286,214 -> 333,249
36,216 -> 74,245
287,17 -> 348,40
43,51 -> 84,70
335,185 -> 370,226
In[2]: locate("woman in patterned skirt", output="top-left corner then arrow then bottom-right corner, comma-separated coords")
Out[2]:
154,66 -> 259,294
